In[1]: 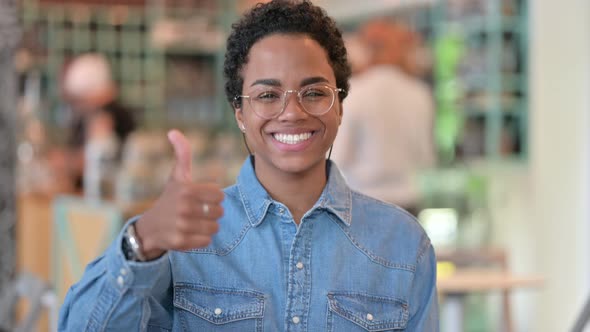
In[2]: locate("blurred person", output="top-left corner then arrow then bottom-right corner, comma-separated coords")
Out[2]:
343,33 -> 372,75
61,53 -> 137,191
332,20 -> 436,215
58,2 -> 438,331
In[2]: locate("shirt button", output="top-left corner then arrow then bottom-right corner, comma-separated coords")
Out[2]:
279,207 -> 285,214
292,316 -> 300,324
120,268 -> 127,276
296,262 -> 304,270
117,275 -> 124,287
366,313 -> 374,321
214,308 -> 222,315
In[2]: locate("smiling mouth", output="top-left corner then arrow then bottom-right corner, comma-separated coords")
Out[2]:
272,132 -> 314,145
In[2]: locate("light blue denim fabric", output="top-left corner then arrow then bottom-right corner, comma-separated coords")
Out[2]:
59,157 -> 439,331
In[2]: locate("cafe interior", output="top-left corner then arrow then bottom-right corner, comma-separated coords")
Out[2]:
0,0 -> 589,331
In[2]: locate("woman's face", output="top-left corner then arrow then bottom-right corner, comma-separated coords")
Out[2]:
235,33 -> 343,179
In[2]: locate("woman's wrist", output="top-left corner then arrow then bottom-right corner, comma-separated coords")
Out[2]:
132,218 -> 166,261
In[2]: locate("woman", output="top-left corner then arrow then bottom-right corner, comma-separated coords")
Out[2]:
59,1 -> 438,331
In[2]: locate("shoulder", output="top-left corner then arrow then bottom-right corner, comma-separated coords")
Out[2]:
344,190 -> 432,269
350,190 -> 426,236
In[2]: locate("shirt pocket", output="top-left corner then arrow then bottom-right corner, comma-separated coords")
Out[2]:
326,292 -> 409,331
173,283 -> 265,332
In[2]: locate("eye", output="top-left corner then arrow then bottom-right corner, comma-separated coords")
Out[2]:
302,87 -> 328,100
254,90 -> 281,103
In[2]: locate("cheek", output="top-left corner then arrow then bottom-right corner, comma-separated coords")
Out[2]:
327,108 -> 343,131
244,114 -> 269,137
323,117 -> 341,140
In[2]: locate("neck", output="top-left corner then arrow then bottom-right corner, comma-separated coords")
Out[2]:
254,158 -> 328,224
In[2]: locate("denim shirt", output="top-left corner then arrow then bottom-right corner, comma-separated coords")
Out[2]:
59,157 -> 439,331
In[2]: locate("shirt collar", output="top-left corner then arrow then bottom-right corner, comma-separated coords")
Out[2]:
236,156 -> 352,227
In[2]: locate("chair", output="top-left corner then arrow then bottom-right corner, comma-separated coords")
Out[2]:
51,195 -> 122,301
0,272 -> 59,332
437,247 -> 514,332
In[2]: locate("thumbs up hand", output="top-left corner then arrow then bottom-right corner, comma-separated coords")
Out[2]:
134,130 -> 224,260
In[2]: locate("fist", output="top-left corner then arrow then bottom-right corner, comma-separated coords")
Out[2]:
135,129 -> 224,260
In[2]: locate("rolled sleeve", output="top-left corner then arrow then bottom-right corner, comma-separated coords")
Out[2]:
59,216 -> 172,332
106,217 -> 170,293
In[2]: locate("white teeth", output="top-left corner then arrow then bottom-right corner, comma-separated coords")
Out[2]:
273,132 -> 313,144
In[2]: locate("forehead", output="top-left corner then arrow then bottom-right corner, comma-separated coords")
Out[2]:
242,33 -> 336,86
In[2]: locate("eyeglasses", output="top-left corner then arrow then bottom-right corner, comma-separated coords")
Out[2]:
234,84 -> 346,120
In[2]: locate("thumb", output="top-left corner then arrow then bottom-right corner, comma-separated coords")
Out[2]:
168,129 -> 192,182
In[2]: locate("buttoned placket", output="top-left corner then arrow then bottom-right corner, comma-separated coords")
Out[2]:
284,211 -> 314,332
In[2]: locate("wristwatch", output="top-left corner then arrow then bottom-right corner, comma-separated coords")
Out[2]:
122,223 -> 147,262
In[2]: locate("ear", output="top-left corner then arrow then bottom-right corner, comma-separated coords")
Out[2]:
234,108 -> 245,132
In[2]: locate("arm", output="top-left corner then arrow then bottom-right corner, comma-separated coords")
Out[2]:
59,129 -> 224,331
58,219 -> 173,332
405,237 -> 439,331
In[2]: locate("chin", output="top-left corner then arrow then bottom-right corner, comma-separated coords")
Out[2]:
272,154 -> 326,175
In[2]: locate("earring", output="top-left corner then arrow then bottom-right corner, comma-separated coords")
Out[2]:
240,124 -> 246,132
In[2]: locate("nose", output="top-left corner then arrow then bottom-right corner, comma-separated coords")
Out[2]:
277,90 -> 308,120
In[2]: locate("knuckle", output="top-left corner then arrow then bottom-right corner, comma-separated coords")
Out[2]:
214,205 -> 224,218
201,221 -> 218,235
175,218 -> 190,232
204,205 -> 219,219
203,186 -> 224,203
177,204 -> 193,218
215,191 -> 225,203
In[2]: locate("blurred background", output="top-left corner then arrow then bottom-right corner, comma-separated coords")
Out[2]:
0,0 -> 588,331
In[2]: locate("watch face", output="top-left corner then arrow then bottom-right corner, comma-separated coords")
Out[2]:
122,227 -> 139,261
123,223 -> 146,262
122,234 -> 133,260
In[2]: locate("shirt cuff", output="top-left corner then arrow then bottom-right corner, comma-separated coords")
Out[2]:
105,216 -> 171,295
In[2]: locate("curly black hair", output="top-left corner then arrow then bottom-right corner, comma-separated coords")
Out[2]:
224,0 -> 351,109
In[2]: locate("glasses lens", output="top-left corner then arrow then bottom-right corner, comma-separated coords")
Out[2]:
299,85 -> 335,115
248,87 -> 284,119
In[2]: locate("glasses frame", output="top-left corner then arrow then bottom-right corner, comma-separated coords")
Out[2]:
234,84 -> 346,120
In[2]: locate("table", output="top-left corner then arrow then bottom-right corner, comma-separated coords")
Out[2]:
437,268 -> 544,332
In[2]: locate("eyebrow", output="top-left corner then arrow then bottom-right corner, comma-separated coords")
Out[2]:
249,76 -> 330,88
250,79 -> 281,87
300,76 -> 329,86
